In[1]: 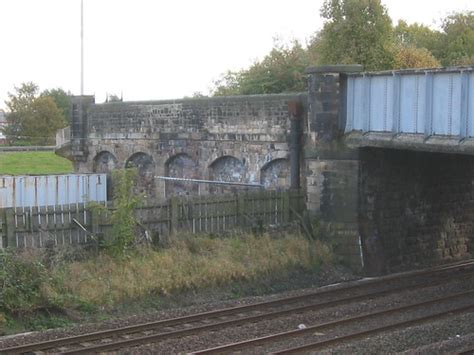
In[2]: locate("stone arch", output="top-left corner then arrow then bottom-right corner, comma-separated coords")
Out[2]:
125,152 -> 155,198
260,158 -> 290,190
165,153 -> 199,197
209,155 -> 245,193
92,151 -> 118,200
93,151 -> 118,173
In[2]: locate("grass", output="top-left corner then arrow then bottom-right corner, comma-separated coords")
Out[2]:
0,151 -> 73,175
56,233 -> 333,306
0,232 -> 334,334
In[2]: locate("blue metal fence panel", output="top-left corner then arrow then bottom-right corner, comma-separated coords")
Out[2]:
369,76 -> 394,132
345,67 -> 474,138
467,73 -> 474,137
353,76 -> 365,131
0,174 -> 107,208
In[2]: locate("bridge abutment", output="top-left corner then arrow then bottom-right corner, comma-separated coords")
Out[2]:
359,148 -> 474,275
304,66 -> 363,271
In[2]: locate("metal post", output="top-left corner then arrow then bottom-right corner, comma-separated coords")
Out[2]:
80,0 -> 84,96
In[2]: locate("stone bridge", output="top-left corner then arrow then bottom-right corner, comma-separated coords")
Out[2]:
68,94 -> 303,199
63,64 -> 474,275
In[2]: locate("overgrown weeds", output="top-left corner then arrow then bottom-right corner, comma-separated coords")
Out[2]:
88,168 -> 142,258
1,231 -> 334,334
0,248 -> 95,334
0,249 -> 49,314
57,232 -> 333,305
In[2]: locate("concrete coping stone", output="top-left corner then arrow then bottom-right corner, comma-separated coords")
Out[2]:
88,92 -> 309,108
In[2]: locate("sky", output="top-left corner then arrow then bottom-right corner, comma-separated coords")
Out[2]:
0,0 -> 472,110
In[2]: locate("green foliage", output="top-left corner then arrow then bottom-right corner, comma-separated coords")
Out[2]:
211,5 -> 473,96
439,11 -> 474,65
106,169 -> 142,257
394,20 -> 443,59
0,232 -> 334,333
2,82 -> 37,145
0,152 -> 73,175
107,93 -> 122,102
26,97 -> 65,145
3,83 -> 67,146
393,45 -> 441,69
61,233 -> 334,304
0,250 -> 48,313
41,88 -> 72,124
213,41 -> 311,96
394,12 -> 473,67
315,0 -> 394,70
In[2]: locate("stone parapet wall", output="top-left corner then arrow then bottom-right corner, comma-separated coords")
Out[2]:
71,94 -> 306,199
86,94 -> 301,139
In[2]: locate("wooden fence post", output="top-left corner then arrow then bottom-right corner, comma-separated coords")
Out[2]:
237,193 -> 245,227
170,196 -> 179,235
5,208 -> 16,248
282,190 -> 290,224
91,208 -> 99,237
0,209 -> 6,248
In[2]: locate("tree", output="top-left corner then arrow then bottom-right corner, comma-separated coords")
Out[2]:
106,93 -> 122,103
314,0 -> 394,70
213,41 -> 311,96
393,20 -> 442,58
210,3 -> 471,96
25,97 -> 65,145
3,82 -> 66,146
41,88 -> 72,124
393,45 -> 440,69
3,82 -> 38,145
438,11 -> 474,66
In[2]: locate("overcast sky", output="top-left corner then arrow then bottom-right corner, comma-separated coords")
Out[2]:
0,0 -> 472,110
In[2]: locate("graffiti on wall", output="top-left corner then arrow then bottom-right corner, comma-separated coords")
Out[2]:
125,152 -> 155,198
165,154 -> 199,196
261,158 -> 290,190
209,156 -> 245,193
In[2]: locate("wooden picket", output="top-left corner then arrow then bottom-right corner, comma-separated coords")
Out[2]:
0,190 -> 304,248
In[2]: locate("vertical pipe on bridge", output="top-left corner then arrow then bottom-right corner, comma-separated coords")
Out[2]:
288,100 -> 303,190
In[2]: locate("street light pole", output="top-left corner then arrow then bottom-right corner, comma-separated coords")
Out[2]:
80,0 -> 84,96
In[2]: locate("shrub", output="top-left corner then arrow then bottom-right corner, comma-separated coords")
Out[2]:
0,250 -> 49,313
89,169 -> 142,258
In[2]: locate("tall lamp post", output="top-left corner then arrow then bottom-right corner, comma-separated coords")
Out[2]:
80,0 -> 84,96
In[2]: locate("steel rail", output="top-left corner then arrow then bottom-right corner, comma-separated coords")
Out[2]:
49,267 -> 474,353
272,303 -> 474,354
2,260 -> 474,354
192,289 -> 474,354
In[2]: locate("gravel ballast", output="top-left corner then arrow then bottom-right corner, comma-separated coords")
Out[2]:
1,266 -> 473,354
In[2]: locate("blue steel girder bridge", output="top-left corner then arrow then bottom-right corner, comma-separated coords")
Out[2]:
332,65 -> 474,275
344,66 -> 474,153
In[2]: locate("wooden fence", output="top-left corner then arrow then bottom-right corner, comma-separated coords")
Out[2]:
0,190 -> 305,248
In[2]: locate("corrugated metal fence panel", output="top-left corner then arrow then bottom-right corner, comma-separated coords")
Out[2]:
0,174 -> 107,209
345,68 -> 474,137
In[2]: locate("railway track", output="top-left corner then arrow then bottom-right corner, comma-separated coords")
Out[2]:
194,290 -> 474,354
2,260 -> 474,354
